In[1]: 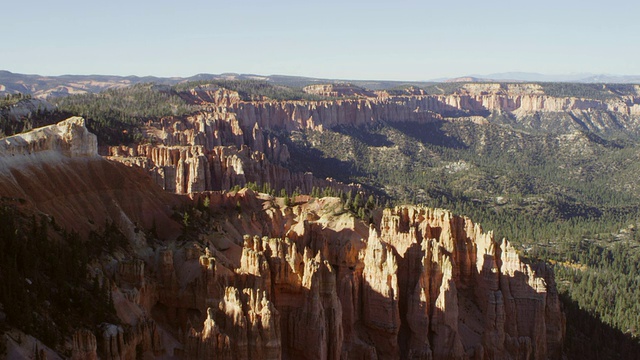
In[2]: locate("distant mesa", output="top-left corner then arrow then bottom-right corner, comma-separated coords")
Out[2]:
445,76 -> 487,83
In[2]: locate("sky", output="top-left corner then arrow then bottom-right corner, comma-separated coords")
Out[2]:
3,0 -> 640,81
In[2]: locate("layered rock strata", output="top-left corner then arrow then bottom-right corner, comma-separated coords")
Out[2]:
0,117 -> 182,238
100,190 -> 563,359
0,119 -> 566,359
107,84 -> 640,195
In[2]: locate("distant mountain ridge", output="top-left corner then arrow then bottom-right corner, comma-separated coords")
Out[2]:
0,70 -> 433,99
2,70 -> 640,99
447,72 -> 640,83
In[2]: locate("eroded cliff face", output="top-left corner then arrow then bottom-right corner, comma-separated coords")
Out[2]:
1,118 -> 565,359
202,83 -> 640,133
104,84 -> 640,196
0,117 -> 182,239
226,84 -> 640,135
85,189 -> 564,360
107,109 -> 356,195
108,143 -> 348,195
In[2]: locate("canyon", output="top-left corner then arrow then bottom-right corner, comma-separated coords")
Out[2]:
11,81 -> 640,359
101,83 -> 640,199
0,116 -> 565,359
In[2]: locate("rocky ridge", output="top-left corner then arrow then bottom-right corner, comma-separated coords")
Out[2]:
103,83 -> 640,196
0,117 -> 182,239
0,116 -> 97,159
81,191 -> 564,359
0,119 -> 565,359
302,84 -> 375,98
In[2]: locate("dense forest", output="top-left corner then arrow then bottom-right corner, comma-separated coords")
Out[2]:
0,93 -> 31,108
174,79 -> 325,101
51,84 -> 195,145
0,202 -> 121,356
0,94 -> 67,137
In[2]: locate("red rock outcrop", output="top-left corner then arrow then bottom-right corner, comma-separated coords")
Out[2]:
106,83 -> 640,196
184,286 -> 281,360
141,194 -> 563,359
0,117 -> 183,239
361,227 -> 401,357
71,329 -> 97,360
0,119 -> 565,359
373,206 -> 565,360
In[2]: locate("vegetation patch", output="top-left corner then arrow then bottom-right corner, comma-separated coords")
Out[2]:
0,202 -> 119,354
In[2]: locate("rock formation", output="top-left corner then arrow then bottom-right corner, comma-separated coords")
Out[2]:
71,329 -> 97,360
0,115 -> 566,359
108,142 -> 353,195
0,116 -> 97,159
0,117 -> 182,238
103,83 -> 640,197
122,193 -> 564,359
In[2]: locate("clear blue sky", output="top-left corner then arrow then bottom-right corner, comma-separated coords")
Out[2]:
3,0 -> 639,81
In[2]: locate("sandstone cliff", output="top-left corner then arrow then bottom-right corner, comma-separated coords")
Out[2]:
92,189 -> 563,359
0,118 -> 566,359
0,117 -> 183,239
227,86 -> 640,135
103,83 -> 640,196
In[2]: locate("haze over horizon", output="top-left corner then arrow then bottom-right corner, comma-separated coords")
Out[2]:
4,0 -> 640,81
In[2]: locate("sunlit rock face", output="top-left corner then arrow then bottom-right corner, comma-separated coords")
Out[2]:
0,119 -> 564,359
118,194 -> 564,359
0,116 -> 98,158
105,83 -> 640,198
0,117 -> 183,238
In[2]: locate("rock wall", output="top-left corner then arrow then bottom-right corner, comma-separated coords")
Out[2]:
0,117 -> 183,239
105,84 -> 640,195
0,116 -> 98,159
217,83 -> 640,134
95,190 -> 563,360
108,143 -> 354,195
229,97 -> 438,132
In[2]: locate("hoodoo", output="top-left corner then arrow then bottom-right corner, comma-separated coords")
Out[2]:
0,108 -> 566,359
